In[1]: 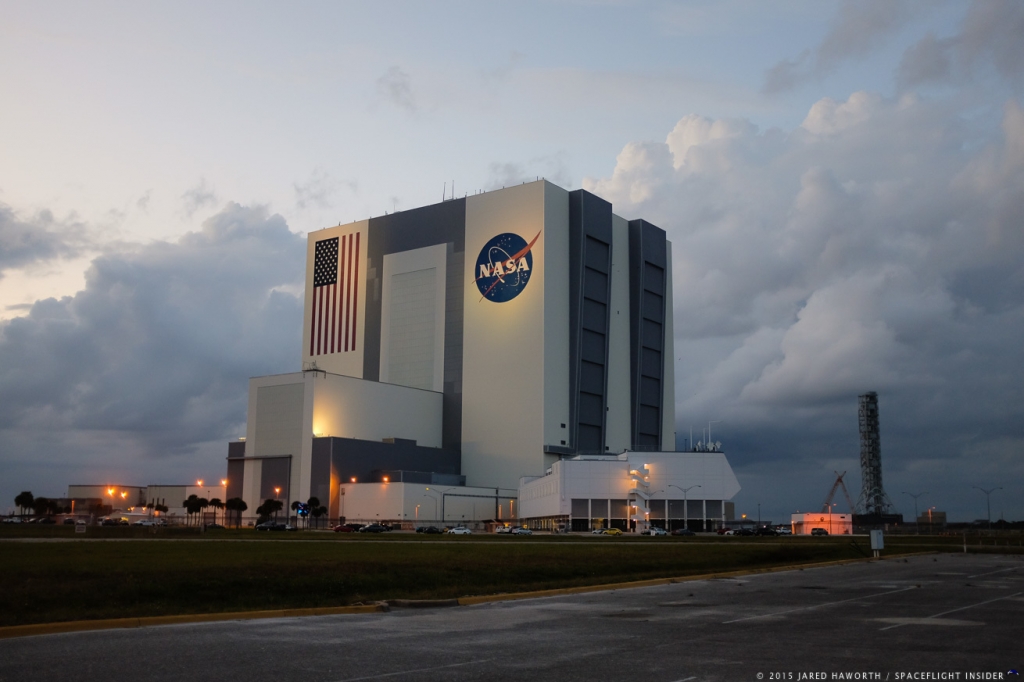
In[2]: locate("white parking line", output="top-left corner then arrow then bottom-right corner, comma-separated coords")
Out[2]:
878,591 -> 1023,631
967,566 -> 1018,579
330,658 -> 495,681
723,586 -> 917,624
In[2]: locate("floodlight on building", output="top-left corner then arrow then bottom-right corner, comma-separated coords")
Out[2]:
351,477 -> 357,483
383,476 -> 389,483
197,480 -> 203,486
221,479 -> 227,487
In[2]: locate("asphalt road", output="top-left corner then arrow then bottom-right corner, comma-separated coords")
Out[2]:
2,553 -> 1021,682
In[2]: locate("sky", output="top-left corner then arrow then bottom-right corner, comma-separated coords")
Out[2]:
2,0 -> 1022,524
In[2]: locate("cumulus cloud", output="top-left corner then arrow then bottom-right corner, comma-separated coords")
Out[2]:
0,203 -> 305,500
584,92 -> 1024,519
0,203 -> 91,278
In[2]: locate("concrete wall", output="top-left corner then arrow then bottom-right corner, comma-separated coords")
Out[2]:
461,181 -> 558,490
339,482 -> 517,525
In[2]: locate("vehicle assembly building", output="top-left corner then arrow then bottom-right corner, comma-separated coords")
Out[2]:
226,180 -> 739,528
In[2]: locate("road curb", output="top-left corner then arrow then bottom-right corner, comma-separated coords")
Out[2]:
456,553 -> 927,606
0,603 -> 389,640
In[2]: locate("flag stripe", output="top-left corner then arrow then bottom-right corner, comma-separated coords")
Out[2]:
309,233 -> 362,358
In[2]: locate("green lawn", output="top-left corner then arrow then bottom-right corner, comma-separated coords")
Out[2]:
0,527 -> 1014,627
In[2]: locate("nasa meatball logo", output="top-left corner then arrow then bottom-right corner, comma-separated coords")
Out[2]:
474,231 -> 541,302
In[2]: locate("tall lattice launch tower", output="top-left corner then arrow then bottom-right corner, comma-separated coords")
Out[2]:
856,392 -> 894,515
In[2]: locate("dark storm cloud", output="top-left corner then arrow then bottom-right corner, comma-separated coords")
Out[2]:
585,93 -> 1024,521
0,203 -> 90,278
0,203 -> 305,468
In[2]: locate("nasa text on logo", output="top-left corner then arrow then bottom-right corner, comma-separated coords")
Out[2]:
474,232 -> 541,302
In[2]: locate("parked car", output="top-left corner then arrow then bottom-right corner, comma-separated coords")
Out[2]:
776,527 -> 793,535
133,519 -> 157,527
755,527 -> 778,536
2,517 -> 22,524
811,528 -> 829,536
334,524 -> 356,533
38,517 -> 56,524
494,526 -> 512,534
62,517 -> 76,525
510,527 -> 532,535
204,523 -> 226,530
601,528 -> 623,536
255,521 -> 287,531
671,528 -> 695,536
448,527 -> 472,535
359,524 -> 387,533
421,526 -> 442,534
591,527 -> 606,534
733,528 -> 755,536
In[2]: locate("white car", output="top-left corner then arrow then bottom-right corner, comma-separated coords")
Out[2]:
448,527 -> 472,535
511,527 -> 533,535
591,528 -> 605,534
2,517 -> 22,524
132,519 -> 157,527
494,526 -> 512,534
648,527 -> 668,536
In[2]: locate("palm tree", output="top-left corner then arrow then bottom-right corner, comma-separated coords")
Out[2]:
209,498 -> 224,525
198,498 -> 209,526
225,498 -> 247,527
14,491 -> 33,517
311,505 -> 328,529
183,494 -> 200,526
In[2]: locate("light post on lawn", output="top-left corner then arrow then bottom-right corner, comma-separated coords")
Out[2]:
973,487 -> 1002,529
901,491 -> 927,534
669,484 -> 701,532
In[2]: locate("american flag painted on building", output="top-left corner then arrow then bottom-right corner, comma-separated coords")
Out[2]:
310,233 -> 360,356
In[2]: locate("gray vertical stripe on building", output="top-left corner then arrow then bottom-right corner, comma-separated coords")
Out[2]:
568,190 -> 614,454
628,219 -> 668,449
362,200 -> 466,454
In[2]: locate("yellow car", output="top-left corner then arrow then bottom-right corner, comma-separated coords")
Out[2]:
601,528 -> 623,536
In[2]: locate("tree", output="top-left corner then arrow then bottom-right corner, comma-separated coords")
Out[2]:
198,498 -> 209,526
311,505 -> 328,529
257,498 -> 283,523
14,491 -> 33,517
307,497 -> 322,529
32,497 -> 51,517
183,494 -> 201,526
225,498 -> 247,527
209,498 -> 224,525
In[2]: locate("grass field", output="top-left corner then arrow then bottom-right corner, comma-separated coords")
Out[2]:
1,526 -> 1019,627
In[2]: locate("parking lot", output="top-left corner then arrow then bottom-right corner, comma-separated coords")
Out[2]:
1,553 -> 1021,682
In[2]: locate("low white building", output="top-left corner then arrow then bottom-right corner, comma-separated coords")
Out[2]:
339,481 -> 518,529
791,512 -> 853,536
519,450 -> 740,532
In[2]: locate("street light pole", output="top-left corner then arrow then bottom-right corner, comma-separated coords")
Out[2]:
973,487 -> 1002,529
669,484 -> 701,531
901,491 -> 927,535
